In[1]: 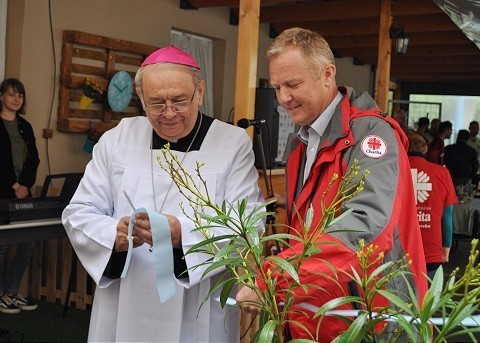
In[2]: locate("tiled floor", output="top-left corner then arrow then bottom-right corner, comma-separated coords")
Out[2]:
0,299 -> 90,342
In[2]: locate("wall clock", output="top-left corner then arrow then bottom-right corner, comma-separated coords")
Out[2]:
107,71 -> 133,113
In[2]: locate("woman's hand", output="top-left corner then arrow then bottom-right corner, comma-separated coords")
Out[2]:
442,247 -> 450,263
12,183 -> 29,199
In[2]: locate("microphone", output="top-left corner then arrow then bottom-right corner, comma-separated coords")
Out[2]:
237,118 -> 266,128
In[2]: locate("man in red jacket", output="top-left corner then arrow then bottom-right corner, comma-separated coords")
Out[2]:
236,27 -> 428,341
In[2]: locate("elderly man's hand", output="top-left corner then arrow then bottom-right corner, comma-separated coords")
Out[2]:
236,284 -> 262,314
114,216 -> 145,252
133,212 -> 183,249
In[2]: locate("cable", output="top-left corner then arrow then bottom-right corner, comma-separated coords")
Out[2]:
228,106 -> 235,124
45,0 -> 56,177
260,122 -> 281,255
263,122 -> 274,197
264,122 -> 273,197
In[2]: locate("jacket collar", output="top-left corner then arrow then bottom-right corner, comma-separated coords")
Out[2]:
319,86 -> 380,151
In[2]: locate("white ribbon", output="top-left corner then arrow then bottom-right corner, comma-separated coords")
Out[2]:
120,208 -> 176,303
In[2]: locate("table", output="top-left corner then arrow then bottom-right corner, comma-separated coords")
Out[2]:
0,218 -> 64,244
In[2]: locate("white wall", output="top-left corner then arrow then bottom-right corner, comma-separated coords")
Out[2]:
335,57 -> 373,95
0,0 -> 7,80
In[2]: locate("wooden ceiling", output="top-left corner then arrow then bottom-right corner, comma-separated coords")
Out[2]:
183,0 -> 480,84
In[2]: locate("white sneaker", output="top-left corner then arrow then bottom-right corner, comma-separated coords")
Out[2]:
0,294 -> 20,314
10,294 -> 38,311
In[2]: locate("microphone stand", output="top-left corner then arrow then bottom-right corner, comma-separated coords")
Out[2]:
253,124 -> 281,255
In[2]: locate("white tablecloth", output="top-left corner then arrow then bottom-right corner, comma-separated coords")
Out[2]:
453,198 -> 480,236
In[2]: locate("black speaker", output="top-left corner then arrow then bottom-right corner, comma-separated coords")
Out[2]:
253,88 -> 279,169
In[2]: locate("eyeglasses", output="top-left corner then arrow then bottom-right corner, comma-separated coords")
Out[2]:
143,87 -> 197,116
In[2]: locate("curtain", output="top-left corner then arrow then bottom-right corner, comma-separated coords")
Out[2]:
171,30 -> 213,117
0,0 -> 7,80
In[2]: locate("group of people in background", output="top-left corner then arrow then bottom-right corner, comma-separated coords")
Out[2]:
393,111 -> 480,281
402,114 -> 480,187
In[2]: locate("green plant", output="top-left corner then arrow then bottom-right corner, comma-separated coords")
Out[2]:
158,144 -> 368,342
158,144 -> 480,342
316,238 -> 480,342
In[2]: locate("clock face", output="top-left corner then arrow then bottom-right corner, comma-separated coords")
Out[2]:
107,71 -> 133,113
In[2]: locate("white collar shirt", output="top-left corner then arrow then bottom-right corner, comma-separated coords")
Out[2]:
298,91 -> 342,184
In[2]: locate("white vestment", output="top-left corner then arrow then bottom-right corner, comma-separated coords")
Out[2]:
62,116 -> 263,342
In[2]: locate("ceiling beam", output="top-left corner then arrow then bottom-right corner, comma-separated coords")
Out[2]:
360,55 -> 480,65
244,0 -> 443,24
187,0 -> 290,7
270,14 -> 460,38
394,72 -> 480,82
391,64 -> 480,73
326,31 -> 472,50
335,44 -> 480,59
260,0 -> 380,23
184,0 -> 480,84
189,0 -> 444,17
394,14 -> 459,32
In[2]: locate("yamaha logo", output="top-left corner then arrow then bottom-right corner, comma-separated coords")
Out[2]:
15,202 -> 34,210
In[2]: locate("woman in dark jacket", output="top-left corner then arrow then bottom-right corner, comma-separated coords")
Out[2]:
0,78 -> 39,313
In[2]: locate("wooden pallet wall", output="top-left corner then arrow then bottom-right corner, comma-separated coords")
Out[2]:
15,239 -> 93,310
57,30 -> 158,134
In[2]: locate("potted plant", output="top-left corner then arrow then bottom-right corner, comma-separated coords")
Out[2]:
79,77 -> 103,109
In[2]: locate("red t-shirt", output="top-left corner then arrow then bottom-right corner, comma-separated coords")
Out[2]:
408,155 -> 457,264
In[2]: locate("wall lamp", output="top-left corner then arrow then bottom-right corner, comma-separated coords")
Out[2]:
389,26 -> 409,54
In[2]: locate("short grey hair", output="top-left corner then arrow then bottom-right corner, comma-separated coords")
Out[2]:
135,62 -> 203,95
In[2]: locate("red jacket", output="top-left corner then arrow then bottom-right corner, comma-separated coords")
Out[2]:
260,87 -> 428,341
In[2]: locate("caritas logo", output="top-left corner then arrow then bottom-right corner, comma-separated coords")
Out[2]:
361,135 -> 387,158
